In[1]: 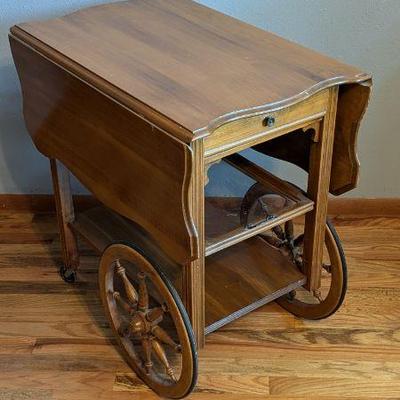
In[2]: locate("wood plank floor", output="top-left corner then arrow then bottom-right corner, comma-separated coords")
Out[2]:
0,211 -> 399,399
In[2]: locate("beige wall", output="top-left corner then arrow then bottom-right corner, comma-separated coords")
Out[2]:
1,0 -> 399,197
201,0 -> 400,198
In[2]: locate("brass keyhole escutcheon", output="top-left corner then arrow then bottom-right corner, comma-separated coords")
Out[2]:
263,116 -> 275,127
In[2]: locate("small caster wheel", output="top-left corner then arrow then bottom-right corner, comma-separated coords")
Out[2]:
59,265 -> 77,284
286,290 -> 297,302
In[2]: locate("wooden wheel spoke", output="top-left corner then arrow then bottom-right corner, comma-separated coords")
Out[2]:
272,225 -> 285,241
115,260 -> 138,305
138,272 -> 149,311
293,240 -> 304,263
294,256 -> 304,270
141,337 -> 153,374
152,338 -> 177,382
313,289 -> 324,303
113,291 -> 136,315
146,306 -> 164,326
152,325 -> 181,352
293,233 -> 304,249
259,233 -> 283,248
285,221 -> 294,242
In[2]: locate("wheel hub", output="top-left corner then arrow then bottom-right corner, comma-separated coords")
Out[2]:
129,312 -> 150,336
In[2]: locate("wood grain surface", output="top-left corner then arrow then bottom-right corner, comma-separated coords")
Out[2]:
205,236 -> 306,333
10,36 -> 198,266
10,0 -> 370,136
0,209 -> 399,399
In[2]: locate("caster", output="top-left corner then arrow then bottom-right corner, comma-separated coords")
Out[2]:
59,265 -> 77,284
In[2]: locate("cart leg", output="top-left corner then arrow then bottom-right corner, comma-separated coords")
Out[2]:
303,87 -> 338,291
183,261 -> 205,349
184,139 -> 205,349
50,159 -> 79,283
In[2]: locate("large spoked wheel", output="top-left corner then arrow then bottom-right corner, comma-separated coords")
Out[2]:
240,182 -> 347,320
262,219 -> 347,320
99,242 -> 197,399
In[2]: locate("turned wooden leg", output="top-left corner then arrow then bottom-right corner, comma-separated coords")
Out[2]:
50,159 -> 79,282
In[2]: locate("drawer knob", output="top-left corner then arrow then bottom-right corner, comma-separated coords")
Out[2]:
263,116 -> 275,127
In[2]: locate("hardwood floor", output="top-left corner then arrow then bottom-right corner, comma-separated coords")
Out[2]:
0,211 -> 399,399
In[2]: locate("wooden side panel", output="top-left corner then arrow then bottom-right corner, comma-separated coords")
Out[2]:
330,81 -> 371,195
10,36 -> 198,265
252,83 -> 371,195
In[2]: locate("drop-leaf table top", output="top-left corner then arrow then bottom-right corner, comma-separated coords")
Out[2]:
10,0 -> 370,141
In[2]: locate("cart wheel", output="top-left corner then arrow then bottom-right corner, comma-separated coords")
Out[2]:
99,243 -> 197,399
261,219 -> 347,319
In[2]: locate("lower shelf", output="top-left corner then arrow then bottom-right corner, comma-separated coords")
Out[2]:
205,235 -> 306,334
71,206 -> 306,336
70,206 -> 182,291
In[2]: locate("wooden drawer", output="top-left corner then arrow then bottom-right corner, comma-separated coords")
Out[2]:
204,89 -> 329,161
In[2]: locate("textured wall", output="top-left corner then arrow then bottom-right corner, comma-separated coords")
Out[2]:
0,0 -> 120,194
1,0 -> 399,196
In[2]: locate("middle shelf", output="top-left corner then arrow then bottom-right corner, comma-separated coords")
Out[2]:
205,153 -> 314,256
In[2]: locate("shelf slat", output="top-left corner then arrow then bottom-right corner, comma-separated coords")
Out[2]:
205,197 -> 312,256
205,235 -> 306,334
205,154 -> 313,256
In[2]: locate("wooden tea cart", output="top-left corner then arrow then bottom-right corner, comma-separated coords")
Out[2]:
10,0 -> 371,398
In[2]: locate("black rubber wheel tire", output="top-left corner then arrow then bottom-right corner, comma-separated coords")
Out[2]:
323,218 -> 348,318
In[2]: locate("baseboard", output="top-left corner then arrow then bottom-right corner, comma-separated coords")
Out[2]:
0,194 -> 399,216
327,197 -> 400,216
0,194 -> 99,213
